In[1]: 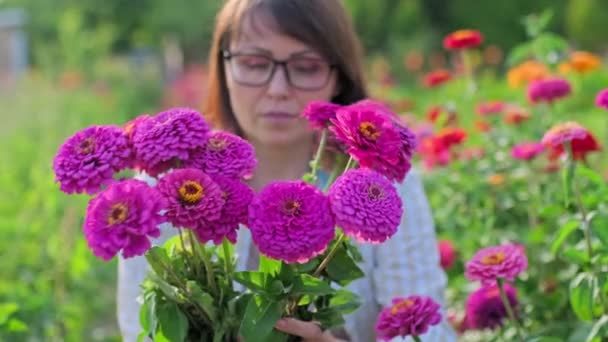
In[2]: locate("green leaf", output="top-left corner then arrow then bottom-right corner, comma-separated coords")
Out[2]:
278,263 -> 296,284
326,247 -> 365,286
156,301 -> 189,342
139,292 -> 157,335
526,337 -> 563,342
591,216 -> 608,246
328,289 -> 361,314
186,281 -> 217,323
552,220 -> 580,254
234,271 -> 273,293
146,246 -> 171,277
6,318 -> 27,332
239,296 -> 287,342
259,255 -> 282,275
562,248 -> 590,266
291,274 -> 335,296
586,315 -> 608,342
576,166 -> 607,191
570,273 -> 595,321
0,302 -> 19,325
313,307 -> 345,329
296,259 -> 319,273
148,272 -> 185,303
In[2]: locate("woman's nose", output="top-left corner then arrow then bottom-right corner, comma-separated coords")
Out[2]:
266,65 -> 291,97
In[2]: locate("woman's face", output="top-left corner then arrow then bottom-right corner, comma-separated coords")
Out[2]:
225,12 -> 338,147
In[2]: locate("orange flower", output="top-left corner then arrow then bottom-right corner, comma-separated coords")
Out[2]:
443,29 -> 484,50
487,174 -> 505,186
422,69 -> 452,88
569,51 -> 602,73
474,120 -> 491,133
507,60 -> 550,88
504,110 -> 531,125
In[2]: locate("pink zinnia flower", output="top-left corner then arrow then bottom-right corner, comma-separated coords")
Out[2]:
375,296 -> 442,341
53,125 -> 132,194
188,130 -> 257,180
438,240 -> 457,270
248,181 -> 335,264
465,244 -> 528,285
595,89 -> 608,110
83,179 -> 167,261
330,100 -> 415,182
328,169 -> 402,243
301,101 -> 342,129
527,78 -> 572,104
131,108 -> 210,176
476,101 -> 505,116
541,121 -> 588,148
547,130 -> 601,161
193,176 -> 254,245
156,168 -> 225,230
466,283 -> 518,330
511,142 -> 544,161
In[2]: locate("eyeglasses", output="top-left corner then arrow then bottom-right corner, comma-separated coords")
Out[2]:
223,50 -> 335,91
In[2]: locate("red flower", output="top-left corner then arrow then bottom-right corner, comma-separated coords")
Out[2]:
436,127 -> 467,147
422,69 -> 452,88
438,240 -> 457,270
504,110 -> 530,125
548,131 -> 601,161
425,106 -> 458,126
443,30 -> 483,50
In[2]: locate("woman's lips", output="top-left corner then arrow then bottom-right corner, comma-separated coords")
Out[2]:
261,111 -> 298,123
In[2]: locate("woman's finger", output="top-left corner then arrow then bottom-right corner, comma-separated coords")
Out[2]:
275,318 -> 323,338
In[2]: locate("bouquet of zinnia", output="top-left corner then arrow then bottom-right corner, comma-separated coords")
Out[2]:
52,100 -> 442,341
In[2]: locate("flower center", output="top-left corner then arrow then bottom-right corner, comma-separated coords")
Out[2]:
390,299 -> 414,315
107,203 -> 128,225
481,252 -> 506,265
78,137 -> 95,154
208,137 -> 227,151
452,30 -> 474,40
179,181 -> 204,205
359,122 -> 381,140
282,200 -> 301,215
367,185 -> 384,199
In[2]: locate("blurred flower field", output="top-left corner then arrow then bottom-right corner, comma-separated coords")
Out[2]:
2,21 -> 608,342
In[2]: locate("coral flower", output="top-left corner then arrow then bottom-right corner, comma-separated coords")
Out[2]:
422,69 -> 452,88
443,30 -> 483,50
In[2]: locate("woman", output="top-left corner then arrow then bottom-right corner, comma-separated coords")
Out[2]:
118,0 -> 456,341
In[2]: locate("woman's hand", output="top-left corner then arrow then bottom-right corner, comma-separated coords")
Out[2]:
275,318 -> 346,342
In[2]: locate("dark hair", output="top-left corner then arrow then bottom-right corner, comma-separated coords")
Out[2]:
204,0 -> 368,131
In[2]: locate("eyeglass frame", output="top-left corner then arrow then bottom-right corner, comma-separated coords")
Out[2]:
222,50 -> 337,91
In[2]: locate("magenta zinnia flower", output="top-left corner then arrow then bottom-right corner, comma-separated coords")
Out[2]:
527,78 -> 572,104
465,244 -> 528,285
511,142 -> 544,161
595,89 -> 608,110
375,296 -> 442,341
541,121 -> 588,148
193,176 -> 254,245
438,240 -> 457,270
131,108 -> 210,176
301,101 -> 342,129
83,179 -> 167,261
187,130 -> 257,180
330,100 -> 415,182
53,125 -> 132,194
466,283 -> 519,330
328,169 -> 402,243
156,168 -> 224,230
248,181 -> 335,264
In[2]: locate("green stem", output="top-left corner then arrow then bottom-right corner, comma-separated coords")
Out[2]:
343,156 -> 354,174
571,163 -> 608,314
460,49 -> 476,96
322,154 -> 347,192
497,278 -> 525,342
222,237 -> 233,281
313,232 -> 346,277
179,228 -> 196,275
309,129 -> 328,182
198,241 -> 218,295
413,336 -> 422,342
